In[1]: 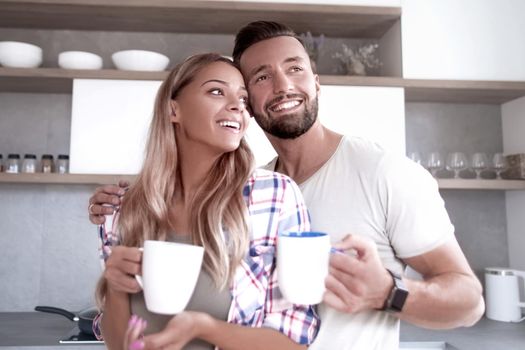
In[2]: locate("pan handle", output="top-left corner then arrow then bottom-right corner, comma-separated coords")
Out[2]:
35,306 -> 79,322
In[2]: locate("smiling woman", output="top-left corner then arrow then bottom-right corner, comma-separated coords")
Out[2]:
92,53 -> 319,350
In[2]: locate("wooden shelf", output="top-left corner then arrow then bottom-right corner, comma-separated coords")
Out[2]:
0,0 -> 400,38
0,173 -> 136,185
320,76 -> 525,104
2,68 -> 525,104
0,67 -> 167,93
1,173 -> 524,190
437,179 -> 525,190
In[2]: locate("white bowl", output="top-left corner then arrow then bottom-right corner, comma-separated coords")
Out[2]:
111,50 -> 169,71
0,41 -> 43,68
58,51 -> 103,70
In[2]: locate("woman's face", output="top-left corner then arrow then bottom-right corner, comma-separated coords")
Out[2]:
171,61 -> 250,155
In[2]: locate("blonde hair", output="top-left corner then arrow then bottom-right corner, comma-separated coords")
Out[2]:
96,53 -> 254,307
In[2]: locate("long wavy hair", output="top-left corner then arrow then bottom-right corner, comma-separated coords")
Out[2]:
96,53 -> 254,307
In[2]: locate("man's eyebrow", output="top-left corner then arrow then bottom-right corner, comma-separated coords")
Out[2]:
248,56 -> 306,78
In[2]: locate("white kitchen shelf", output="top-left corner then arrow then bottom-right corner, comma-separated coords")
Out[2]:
1,173 -> 525,190
437,179 -> 525,190
0,0 -> 400,38
2,68 -> 525,104
0,173 -> 136,185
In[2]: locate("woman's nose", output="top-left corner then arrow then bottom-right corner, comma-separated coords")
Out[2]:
227,98 -> 245,112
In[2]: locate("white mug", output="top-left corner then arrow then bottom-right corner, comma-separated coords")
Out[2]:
277,231 -> 331,305
136,240 -> 204,315
485,267 -> 525,322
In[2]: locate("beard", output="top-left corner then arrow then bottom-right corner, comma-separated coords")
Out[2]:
252,94 -> 318,139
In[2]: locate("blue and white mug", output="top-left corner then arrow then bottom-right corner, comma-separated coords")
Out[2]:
277,231 -> 331,305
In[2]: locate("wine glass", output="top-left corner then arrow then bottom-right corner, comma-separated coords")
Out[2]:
426,152 -> 443,177
471,152 -> 489,179
446,152 -> 468,179
492,153 -> 507,179
408,151 -> 422,165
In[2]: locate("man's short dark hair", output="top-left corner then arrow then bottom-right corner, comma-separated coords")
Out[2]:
232,21 -> 307,67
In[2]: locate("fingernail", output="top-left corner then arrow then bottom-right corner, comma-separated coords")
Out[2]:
130,340 -> 144,350
330,247 -> 344,254
118,188 -> 126,195
128,314 -> 137,326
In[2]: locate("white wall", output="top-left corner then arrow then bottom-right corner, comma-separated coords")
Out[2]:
402,0 -> 525,81
502,96 -> 525,270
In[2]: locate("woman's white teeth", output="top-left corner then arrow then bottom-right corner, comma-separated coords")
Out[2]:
218,120 -> 240,130
271,100 -> 300,112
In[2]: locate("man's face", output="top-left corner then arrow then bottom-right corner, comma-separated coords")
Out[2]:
239,36 -> 321,139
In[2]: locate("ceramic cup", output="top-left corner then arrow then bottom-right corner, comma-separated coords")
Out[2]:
136,240 -> 204,314
277,231 -> 331,305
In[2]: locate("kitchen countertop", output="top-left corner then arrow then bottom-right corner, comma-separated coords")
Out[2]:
0,312 -> 103,349
400,317 -> 525,350
1,312 -> 524,349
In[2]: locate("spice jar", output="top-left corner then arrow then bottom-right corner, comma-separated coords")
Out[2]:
56,154 -> 69,174
41,154 -> 54,173
22,154 -> 37,173
6,154 -> 20,173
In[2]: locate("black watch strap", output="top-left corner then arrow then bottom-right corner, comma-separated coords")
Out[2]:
381,269 -> 409,313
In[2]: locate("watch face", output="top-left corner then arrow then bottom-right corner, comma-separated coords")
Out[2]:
391,287 -> 409,311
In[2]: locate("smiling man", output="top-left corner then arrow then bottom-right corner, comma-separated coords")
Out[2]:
231,21 -> 485,350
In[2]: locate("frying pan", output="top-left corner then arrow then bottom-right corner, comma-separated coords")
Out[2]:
35,305 -> 98,336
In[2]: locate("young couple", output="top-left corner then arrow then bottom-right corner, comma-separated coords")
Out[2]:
89,21 -> 484,350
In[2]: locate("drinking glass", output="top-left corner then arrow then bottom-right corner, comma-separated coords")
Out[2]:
492,153 -> 507,179
446,152 -> 468,179
426,152 -> 443,177
471,152 -> 489,179
408,151 -> 422,165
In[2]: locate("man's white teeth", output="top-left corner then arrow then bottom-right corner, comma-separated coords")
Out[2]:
218,120 -> 240,130
271,100 -> 300,112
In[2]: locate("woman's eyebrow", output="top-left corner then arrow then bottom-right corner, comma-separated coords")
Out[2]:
201,79 -> 228,86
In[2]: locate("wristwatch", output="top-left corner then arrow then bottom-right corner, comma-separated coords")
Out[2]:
381,269 -> 409,313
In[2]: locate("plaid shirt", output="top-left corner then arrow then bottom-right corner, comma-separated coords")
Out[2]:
95,168 -> 319,346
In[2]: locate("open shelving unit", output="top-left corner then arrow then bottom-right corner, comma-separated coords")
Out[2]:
1,0 -> 524,190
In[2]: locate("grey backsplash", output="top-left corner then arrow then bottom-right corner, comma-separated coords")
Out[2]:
0,28 -> 508,311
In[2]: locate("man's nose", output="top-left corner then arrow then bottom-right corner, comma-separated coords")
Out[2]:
273,71 -> 293,94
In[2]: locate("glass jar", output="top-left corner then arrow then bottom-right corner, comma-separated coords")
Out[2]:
0,154 -> 4,172
41,154 -> 54,173
6,154 -> 20,173
56,154 -> 69,174
22,154 -> 37,173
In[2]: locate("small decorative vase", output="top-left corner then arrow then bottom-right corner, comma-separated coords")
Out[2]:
345,58 -> 366,76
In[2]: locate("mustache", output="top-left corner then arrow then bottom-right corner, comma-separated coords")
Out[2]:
265,93 -> 305,110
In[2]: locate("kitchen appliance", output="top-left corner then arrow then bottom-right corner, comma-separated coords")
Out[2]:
485,267 -> 525,322
59,326 -> 103,344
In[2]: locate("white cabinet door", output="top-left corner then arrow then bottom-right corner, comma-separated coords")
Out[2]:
247,85 -> 406,167
402,0 -> 525,81
70,79 -> 161,174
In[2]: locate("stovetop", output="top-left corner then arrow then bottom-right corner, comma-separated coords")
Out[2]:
59,327 -> 104,344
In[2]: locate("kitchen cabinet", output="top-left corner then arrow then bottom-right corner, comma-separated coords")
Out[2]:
502,96 -> 525,269
401,0 -> 525,81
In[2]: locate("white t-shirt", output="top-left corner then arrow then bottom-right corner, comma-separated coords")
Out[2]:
266,136 -> 455,350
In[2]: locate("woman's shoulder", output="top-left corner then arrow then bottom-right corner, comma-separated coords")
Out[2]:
246,168 -> 297,190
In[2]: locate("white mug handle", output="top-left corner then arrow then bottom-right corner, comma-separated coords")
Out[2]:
135,247 -> 144,289
512,270 -> 525,322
